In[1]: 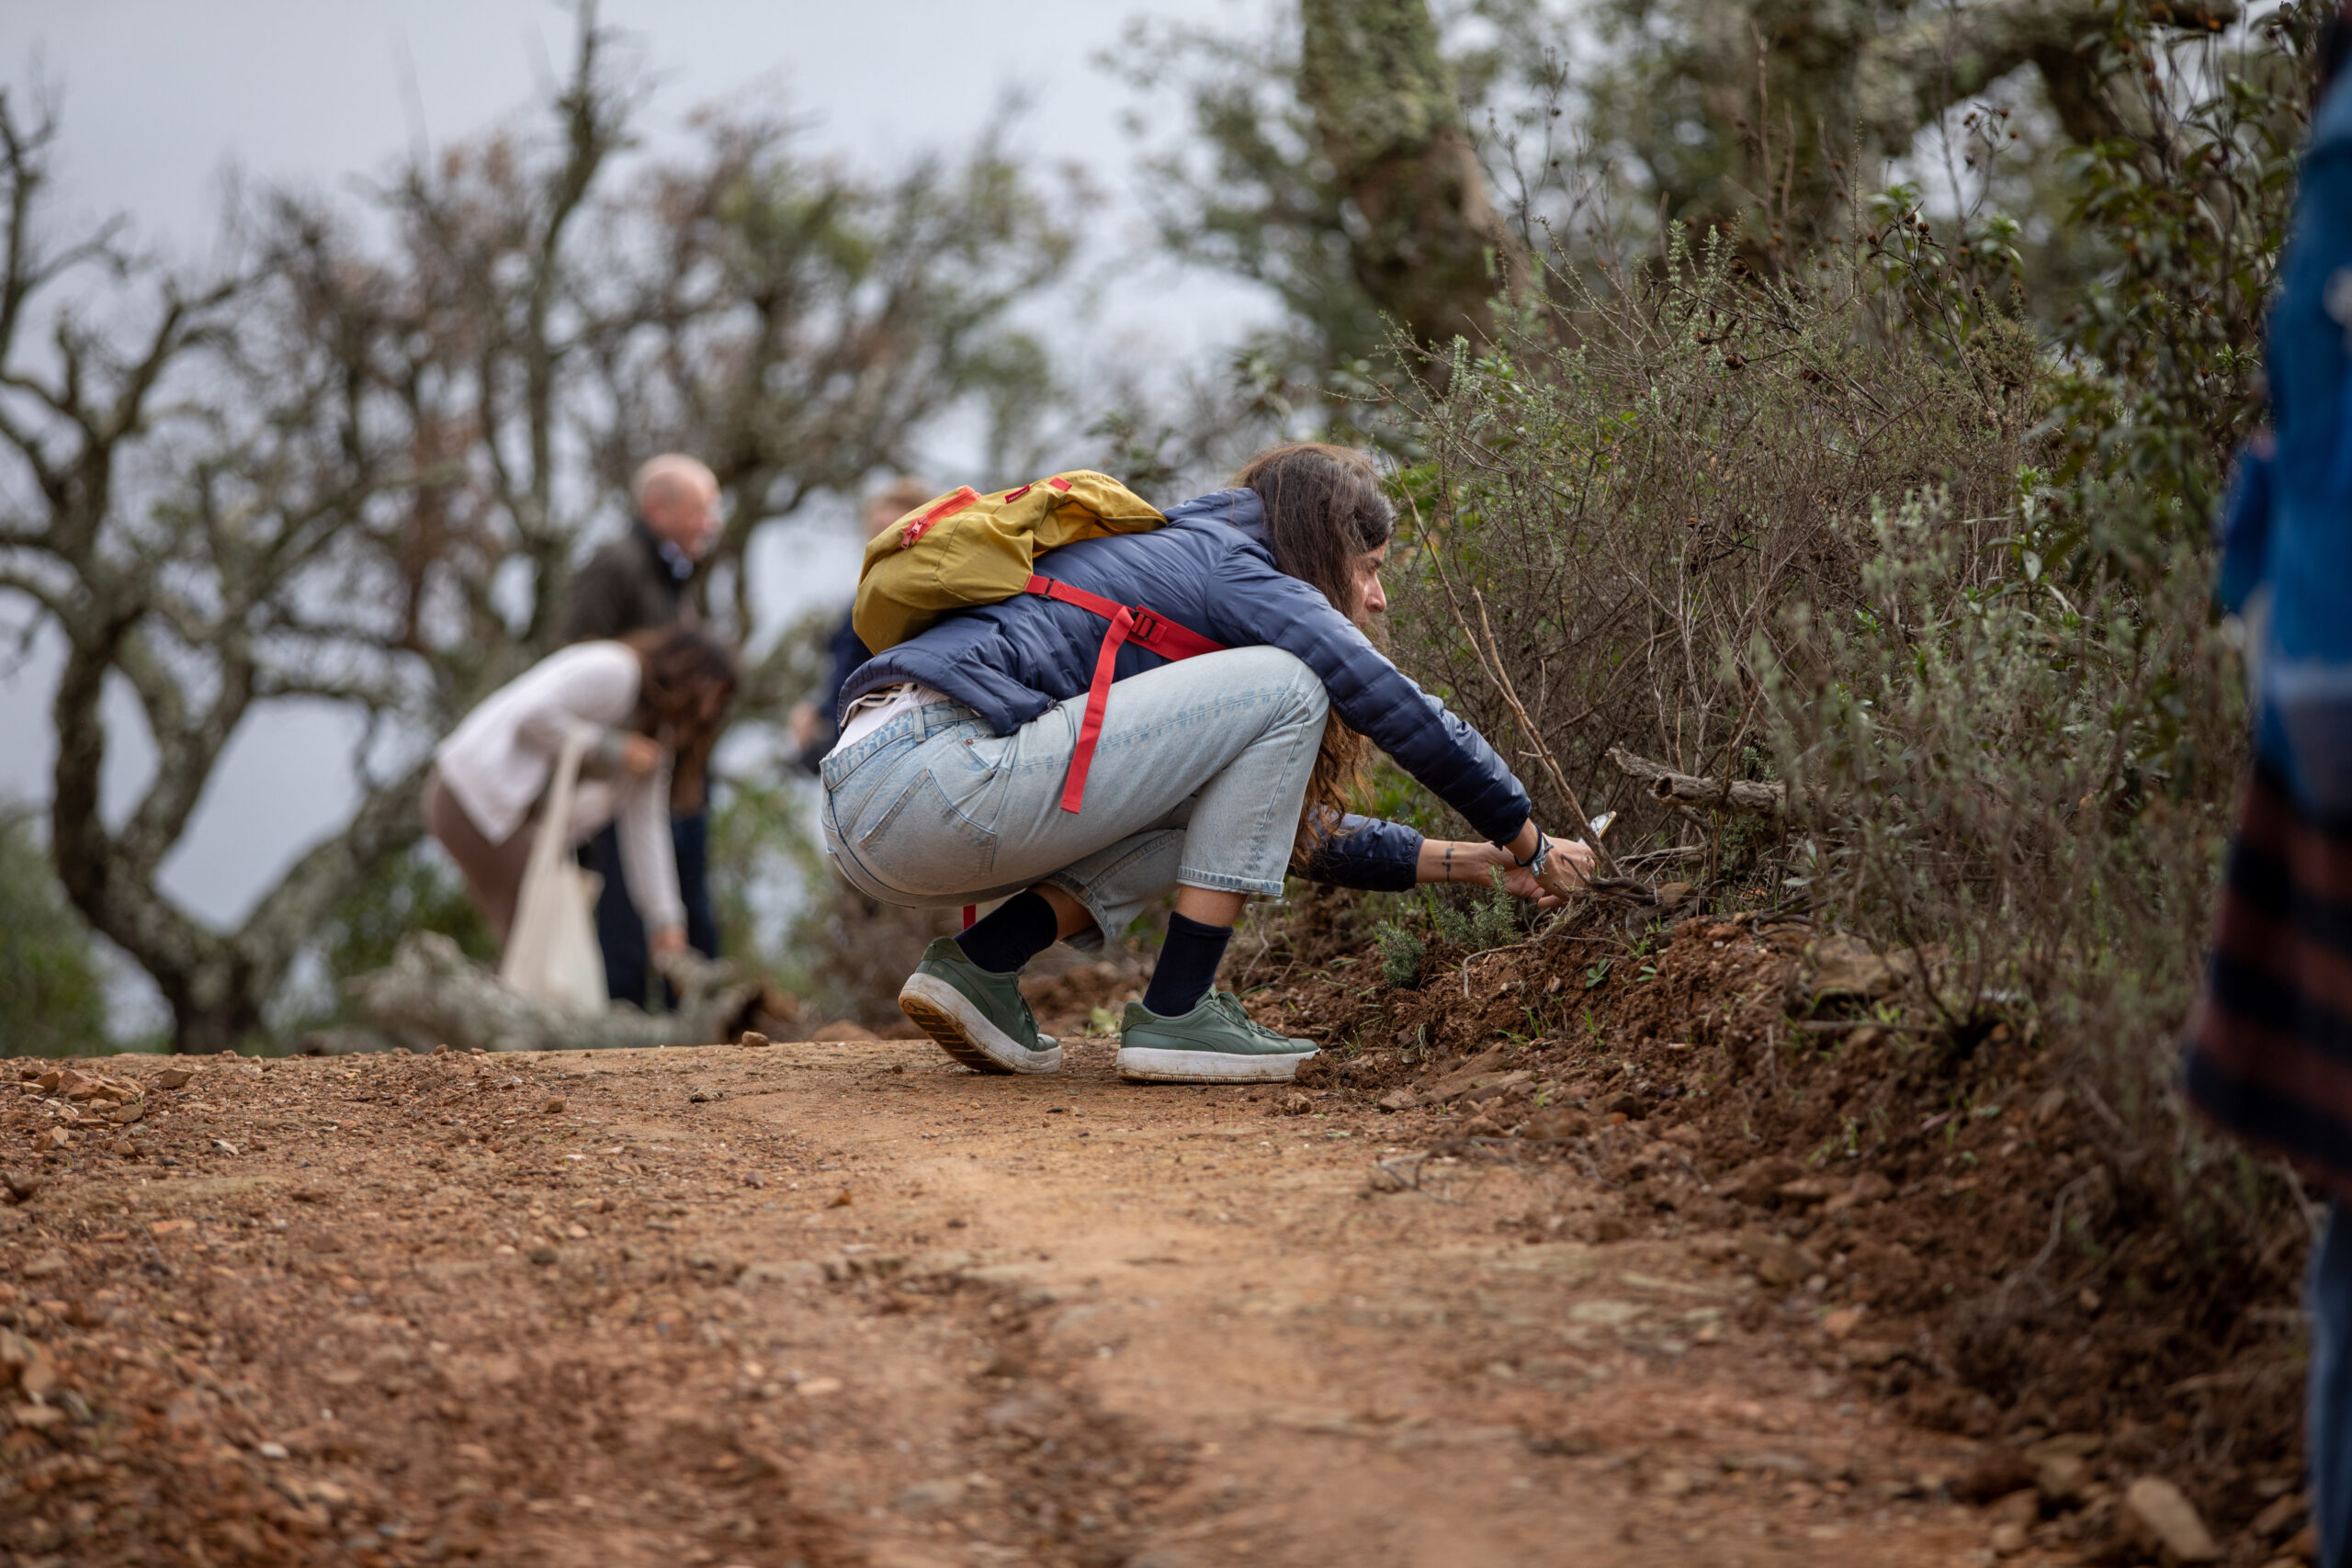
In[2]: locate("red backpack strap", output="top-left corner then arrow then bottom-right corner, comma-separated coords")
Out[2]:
1022,575 -> 1227,812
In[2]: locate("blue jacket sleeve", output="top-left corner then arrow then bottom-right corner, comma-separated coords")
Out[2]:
1297,814 -> 1423,891
2215,439 -> 2275,616
1198,547 -> 1533,845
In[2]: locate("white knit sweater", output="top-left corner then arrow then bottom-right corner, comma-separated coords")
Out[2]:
434,642 -> 684,933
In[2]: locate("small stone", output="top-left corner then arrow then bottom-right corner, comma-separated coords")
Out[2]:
2035,1451 -> 2089,1502
795,1376 -> 842,1397
1522,1107 -> 1590,1141
1819,1307 -> 1863,1340
30,1128 -> 71,1153
1955,1449 -> 2037,1503
1986,1488 -> 2039,1531
742,1171 -> 766,1189
1736,1227 -> 1820,1288
2120,1476 -> 2221,1563
3,1171 -> 41,1203
565,1224 -> 589,1240
825,1190 -> 853,1209
1987,1521 -> 2028,1557
20,1250 -> 68,1279
541,1098 -> 566,1114
2250,1491 -> 2306,1539
153,1067 -> 196,1090
738,1032 -> 770,1049
893,1478 -> 967,1514
3,1334 -> 56,1396
1364,1167 -> 1408,1194
11,1402 -> 64,1429
148,1219 -> 196,1237
257,1441 -> 289,1460
688,1087 -> 720,1104
526,1246 -> 559,1266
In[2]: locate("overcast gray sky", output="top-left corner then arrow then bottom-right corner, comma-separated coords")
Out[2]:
0,0 -> 1279,1024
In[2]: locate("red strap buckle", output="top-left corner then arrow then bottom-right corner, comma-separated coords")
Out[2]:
1019,574 -> 1228,813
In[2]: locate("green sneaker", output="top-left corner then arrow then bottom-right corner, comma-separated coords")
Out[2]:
1114,991 -> 1317,1084
897,939 -> 1061,1075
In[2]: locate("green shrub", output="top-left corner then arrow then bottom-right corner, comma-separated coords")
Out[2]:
0,812 -> 110,1056
1374,920 -> 1425,988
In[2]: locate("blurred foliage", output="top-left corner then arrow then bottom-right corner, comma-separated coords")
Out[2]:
1375,0 -> 2319,1462
320,846 -> 498,989
0,12 -> 1080,1052
0,812 -> 110,1058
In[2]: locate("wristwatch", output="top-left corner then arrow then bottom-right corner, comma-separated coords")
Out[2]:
1509,829 -> 1552,878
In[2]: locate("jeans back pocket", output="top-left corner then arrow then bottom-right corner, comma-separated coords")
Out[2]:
852,767 -> 1000,892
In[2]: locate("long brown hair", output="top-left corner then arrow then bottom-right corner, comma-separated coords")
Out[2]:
623,626 -> 739,809
1231,443 -> 1393,861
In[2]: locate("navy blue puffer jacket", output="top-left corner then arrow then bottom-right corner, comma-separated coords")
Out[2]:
840,486 -> 1532,889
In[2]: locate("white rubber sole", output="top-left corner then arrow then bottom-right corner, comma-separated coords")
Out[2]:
897,973 -> 1062,1075
1114,1045 -> 1317,1084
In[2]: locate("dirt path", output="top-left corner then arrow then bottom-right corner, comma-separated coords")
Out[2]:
2,1038 -> 2026,1567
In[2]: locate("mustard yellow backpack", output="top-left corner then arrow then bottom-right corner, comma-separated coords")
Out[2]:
852,470 -> 1167,649
851,469 -> 1226,813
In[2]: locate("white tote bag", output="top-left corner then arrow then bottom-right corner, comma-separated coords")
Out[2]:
499,729 -> 608,1014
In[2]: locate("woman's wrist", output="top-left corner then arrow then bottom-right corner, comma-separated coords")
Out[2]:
1417,839 -> 1510,885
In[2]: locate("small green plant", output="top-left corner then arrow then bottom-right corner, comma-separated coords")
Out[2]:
1583,958 -> 1612,989
1422,876 -> 1521,953
1374,921 -> 1425,989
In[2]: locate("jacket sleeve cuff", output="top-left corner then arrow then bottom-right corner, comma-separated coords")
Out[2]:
1298,816 -> 1422,892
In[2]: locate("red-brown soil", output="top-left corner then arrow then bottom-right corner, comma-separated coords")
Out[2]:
6,1035 -> 2013,1568
1240,906 -> 2314,1564
0,910 -> 2308,1566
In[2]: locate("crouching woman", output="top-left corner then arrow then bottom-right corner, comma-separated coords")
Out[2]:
819,444 -> 1588,1085
425,627 -> 737,971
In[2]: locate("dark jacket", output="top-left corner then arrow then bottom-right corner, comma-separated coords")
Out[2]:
842,486 -> 1531,890
560,520 -> 694,645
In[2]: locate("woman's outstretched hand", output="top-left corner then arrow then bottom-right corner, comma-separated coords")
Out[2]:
1414,826 -> 1597,908
1504,833 -> 1594,907
1498,819 -> 1594,908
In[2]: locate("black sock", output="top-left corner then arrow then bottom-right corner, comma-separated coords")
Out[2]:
953,890 -> 1060,975
1141,911 -> 1232,1017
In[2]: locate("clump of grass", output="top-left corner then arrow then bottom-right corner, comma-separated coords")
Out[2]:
1374,921 -> 1425,989
1425,881 -> 1520,953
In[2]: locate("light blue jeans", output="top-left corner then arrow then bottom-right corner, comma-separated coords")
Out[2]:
820,647 -> 1329,949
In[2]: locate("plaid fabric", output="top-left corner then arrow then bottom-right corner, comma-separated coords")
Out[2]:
2184,763 -> 2352,1201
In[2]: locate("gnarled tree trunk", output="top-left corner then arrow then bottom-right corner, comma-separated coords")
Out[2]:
1299,0 -> 1532,359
